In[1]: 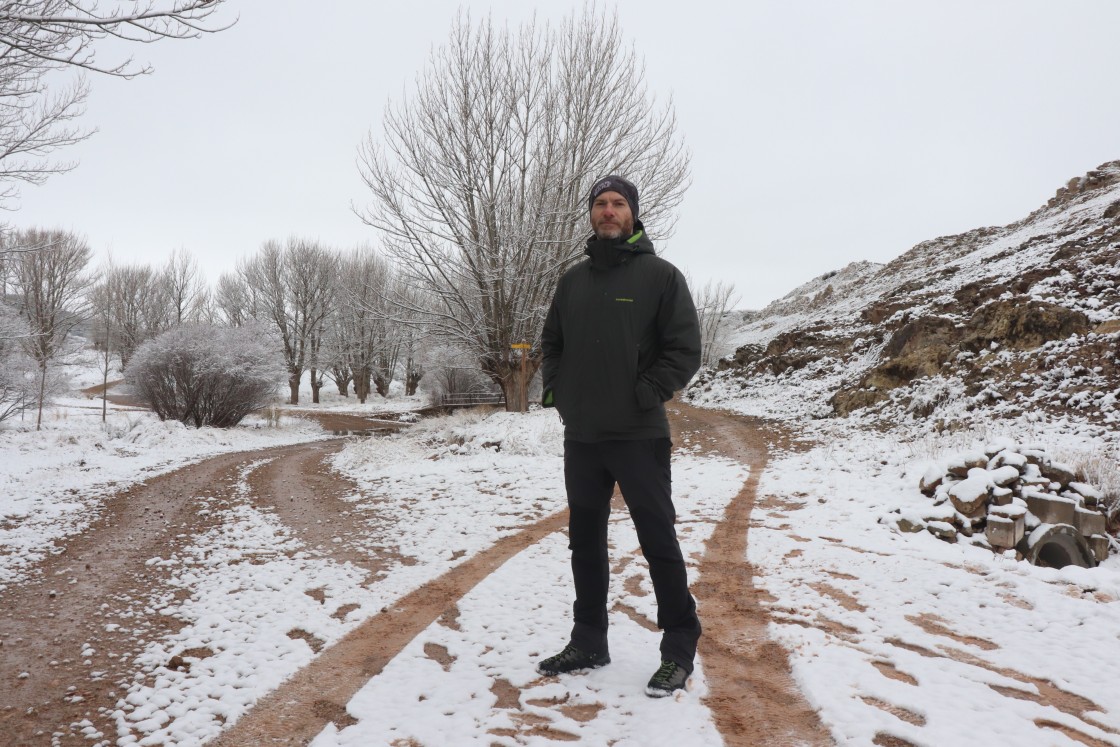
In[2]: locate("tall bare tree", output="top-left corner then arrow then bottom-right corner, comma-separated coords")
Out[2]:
8,228 -> 92,429
356,8 -> 689,411
240,238 -> 335,405
0,1 -> 232,209
163,246 -> 206,324
330,247 -> 395,404
96,262 -> 171,370
213,271 -> 251,327
690,276 -> 740,367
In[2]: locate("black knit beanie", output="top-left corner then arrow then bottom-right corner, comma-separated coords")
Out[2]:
588,175 -> 639,220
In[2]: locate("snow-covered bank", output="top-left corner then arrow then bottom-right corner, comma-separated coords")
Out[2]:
742,419 -> 1120,746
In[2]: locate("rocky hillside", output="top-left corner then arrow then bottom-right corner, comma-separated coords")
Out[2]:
688,161 -> 1120,432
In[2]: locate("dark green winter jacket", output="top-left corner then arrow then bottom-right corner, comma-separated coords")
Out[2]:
541,222 -> 701,442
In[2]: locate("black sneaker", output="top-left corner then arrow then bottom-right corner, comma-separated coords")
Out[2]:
645,660 -> 689,697
536,644 -> 610,676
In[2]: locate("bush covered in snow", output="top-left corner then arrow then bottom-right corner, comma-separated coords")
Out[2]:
126,323 -> 285,428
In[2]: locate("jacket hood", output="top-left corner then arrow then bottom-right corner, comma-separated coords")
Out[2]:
584,219 -> 653,269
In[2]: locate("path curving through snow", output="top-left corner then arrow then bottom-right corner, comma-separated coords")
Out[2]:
1,403 -> 831,746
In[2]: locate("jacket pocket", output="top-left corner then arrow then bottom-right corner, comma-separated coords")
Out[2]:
635,375 -> 661,410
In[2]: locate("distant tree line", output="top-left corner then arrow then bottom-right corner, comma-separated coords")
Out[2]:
0,5 -> 746,428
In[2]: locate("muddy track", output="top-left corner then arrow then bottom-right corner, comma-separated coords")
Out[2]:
2,401 -> 829,746
674,403 -> 832,746
211,510 -> 569,746
0,439 -> 384,746
217,403 -> 830,746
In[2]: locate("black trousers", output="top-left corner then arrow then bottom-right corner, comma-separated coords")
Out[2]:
564,438 -> 701,672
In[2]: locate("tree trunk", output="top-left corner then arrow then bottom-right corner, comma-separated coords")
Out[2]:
101,356 -> 109,424
288,372 -> 300,405
36,363 -> 48,431
332,365 -> 351,396
405,362 -> 423,396
310,368 -> 322,404
491,357 -> 539,413
354,366 -> 371,404
374,372 -> 390,398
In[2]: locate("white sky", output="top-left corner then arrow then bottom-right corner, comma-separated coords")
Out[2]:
10,0 -> 1120,310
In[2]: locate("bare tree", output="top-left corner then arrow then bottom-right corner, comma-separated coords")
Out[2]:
8,228 -> 92,429
331,247 -> 394,404
0,1 -> 232,208
690,276 -> 740,367
239,238 -> 335,405
88,257 -> 116,422
213,271 -> 251,327
0,301 -> 37,423
163,246 -> 205,324
99,263 -> 171,370
356,8 -> 689,411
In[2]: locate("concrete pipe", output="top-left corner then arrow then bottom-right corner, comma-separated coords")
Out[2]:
1019,523 -> 1097,569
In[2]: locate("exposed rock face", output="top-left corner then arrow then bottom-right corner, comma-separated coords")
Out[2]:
963,300 -> 1089,351
690,160 -> 1120,429
830,300 -> 1091,415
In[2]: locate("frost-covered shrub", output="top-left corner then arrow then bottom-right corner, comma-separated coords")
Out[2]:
1057,448 -> 1120,522
126,323 -> 285,428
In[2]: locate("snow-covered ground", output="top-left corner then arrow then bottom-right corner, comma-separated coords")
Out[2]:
102,408 -> 746,746
748,420 -> 1120,746
0,396 -> 326,592
4,346 -> 1120,746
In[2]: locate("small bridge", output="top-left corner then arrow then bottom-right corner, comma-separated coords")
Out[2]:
439,392 -> 506,408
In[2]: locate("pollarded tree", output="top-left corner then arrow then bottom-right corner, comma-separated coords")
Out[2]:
7,228 -> 92,429
239,238 -> 336,405
331,247 -> 393,404
356,8 -> 689,412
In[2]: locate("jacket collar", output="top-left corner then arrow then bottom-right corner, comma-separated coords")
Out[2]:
585,220 -> 653,269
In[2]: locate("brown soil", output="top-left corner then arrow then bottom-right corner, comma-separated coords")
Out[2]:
1,400 -> 831,746
79,378 -> 147,410
673,403 -> 833,747
210,510 -> 568,746
0,441 -> 365,745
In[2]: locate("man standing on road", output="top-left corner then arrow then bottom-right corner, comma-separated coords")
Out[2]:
537,175 -> 703,697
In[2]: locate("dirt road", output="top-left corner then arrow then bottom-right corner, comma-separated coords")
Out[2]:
1,403 -> 830,746
216,404 -> 830,746
673,404 -> 831,747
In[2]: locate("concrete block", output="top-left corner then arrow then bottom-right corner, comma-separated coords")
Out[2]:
991,488 -> 1013,506
1025,491 -> 1076,526
1088,534 -> 1111,563
1074,508 -> 1107,538
986,514 -> 1025,549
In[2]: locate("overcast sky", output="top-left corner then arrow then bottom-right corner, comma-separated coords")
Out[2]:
10,1 -> 1120,309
